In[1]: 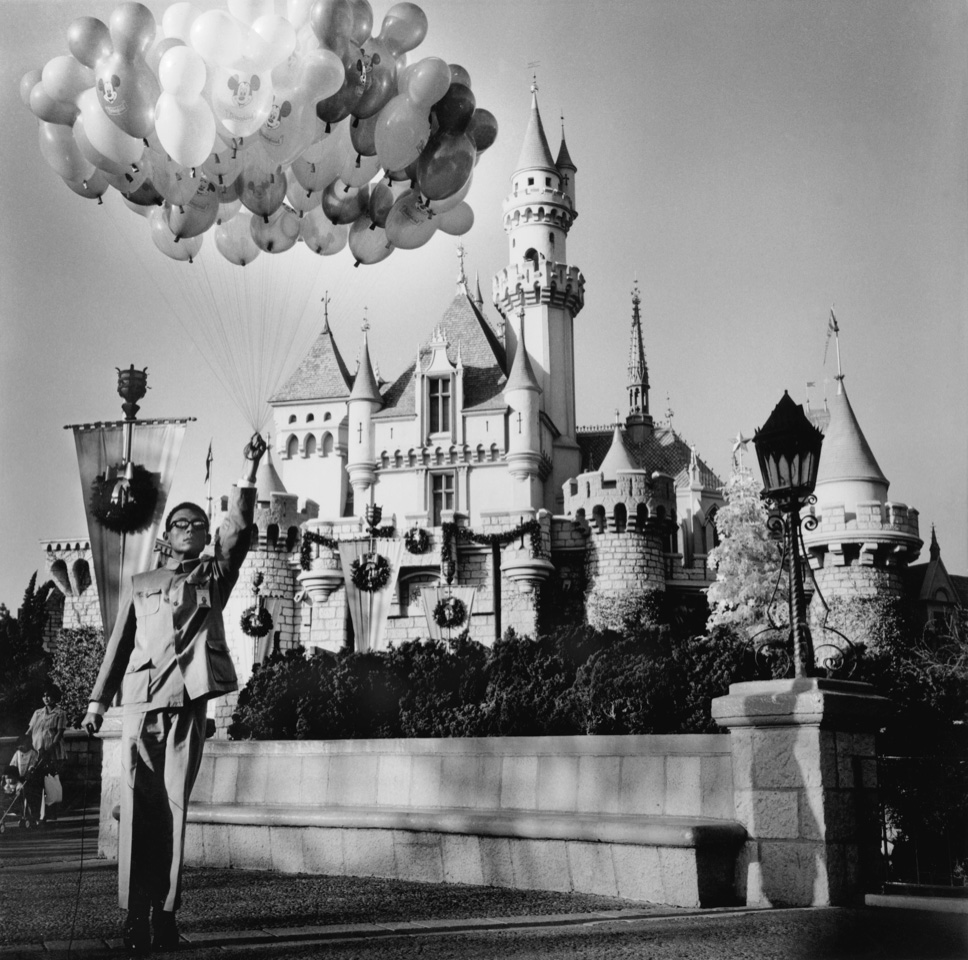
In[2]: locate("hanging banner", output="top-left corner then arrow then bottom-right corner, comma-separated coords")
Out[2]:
338,538 -> 403,653
67,419 -> 190,637
421,585 -> 477,641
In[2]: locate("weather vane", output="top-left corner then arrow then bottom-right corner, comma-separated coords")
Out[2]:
527,61 -> 540,93
361,306 -> 369,333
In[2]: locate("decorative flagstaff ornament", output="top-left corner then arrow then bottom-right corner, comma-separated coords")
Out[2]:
66,368 -> 193,634
350,552 -> 392,593
433,595 -> 466,630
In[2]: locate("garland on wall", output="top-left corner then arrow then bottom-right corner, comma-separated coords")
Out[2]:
299,526 -> 395,571
89,463 -> 158,534
439,519 -> 543,567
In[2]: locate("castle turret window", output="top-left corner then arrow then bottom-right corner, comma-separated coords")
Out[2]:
431,472 -> 455,525
429,377 -> 451,433
286,434 -> 298,459
305,434 -> 317,457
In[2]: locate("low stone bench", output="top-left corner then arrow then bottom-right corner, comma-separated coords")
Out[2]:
185,802 -> 744,907
170,735 -> 747,907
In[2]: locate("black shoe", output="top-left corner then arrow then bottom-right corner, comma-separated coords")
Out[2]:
123,909 -> 151,956
151,908 -> 180,951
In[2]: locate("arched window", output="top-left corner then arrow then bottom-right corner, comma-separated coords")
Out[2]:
288,414 -> 297,424
323,411 -> 332,421
636,503 -> 649,531
613,503 -> 627,534
524,247 -> 539,268
286,434 -> 298,459
305,434 -> 318,457
306,413 -> 315,423
286,527 -> 299,551
50,559 -> 71,595
71,559 -> 91,595
267,524 -> 279,547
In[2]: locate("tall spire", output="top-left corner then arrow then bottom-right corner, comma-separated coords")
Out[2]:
626,281 -> 652,438
515,83 -> 557,175
555,114 -> 576,172
349,319 -> 381,403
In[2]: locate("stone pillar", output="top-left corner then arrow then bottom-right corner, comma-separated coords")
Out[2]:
712,678 -> 888,907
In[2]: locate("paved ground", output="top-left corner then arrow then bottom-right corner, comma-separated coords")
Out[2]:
2,804 -> 965,960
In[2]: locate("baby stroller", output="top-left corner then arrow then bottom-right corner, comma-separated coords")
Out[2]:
1,764 -> 40,832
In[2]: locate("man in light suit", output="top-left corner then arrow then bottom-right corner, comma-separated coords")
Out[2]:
83,433 -> 266,954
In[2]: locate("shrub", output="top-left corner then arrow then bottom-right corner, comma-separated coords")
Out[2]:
584,587 -> 662,634
50,626 -> 105,727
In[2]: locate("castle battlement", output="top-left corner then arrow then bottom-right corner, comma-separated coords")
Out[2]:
493,262 -> 585,313
564,469 -> 676,535
804,500 -> 921,544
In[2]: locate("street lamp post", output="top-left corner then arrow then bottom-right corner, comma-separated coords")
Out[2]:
752,391 -> 825,678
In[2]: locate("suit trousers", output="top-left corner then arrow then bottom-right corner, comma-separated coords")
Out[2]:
119,698 -> 208,912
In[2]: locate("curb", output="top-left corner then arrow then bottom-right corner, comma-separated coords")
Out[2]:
0,906 -> 808,958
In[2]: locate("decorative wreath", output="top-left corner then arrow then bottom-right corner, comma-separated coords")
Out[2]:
350,552 -> 392,592
89,463 -> 158,534
404,526 -> 430,555
433,596 -> 467,630
240,605 -> 273,638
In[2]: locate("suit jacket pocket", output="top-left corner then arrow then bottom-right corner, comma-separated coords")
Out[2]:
206,639 -> 237,685
135,588 -> 164,618
122,667 -> 150,704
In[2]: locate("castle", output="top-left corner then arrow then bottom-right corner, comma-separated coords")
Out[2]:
41,89 -> 962,730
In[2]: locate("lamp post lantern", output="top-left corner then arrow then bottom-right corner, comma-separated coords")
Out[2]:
752,391 -> 824,678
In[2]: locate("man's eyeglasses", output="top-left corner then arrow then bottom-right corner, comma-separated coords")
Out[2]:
169,519 -> 208,532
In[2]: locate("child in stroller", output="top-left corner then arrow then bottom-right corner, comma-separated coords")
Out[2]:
1,744 -> 41,832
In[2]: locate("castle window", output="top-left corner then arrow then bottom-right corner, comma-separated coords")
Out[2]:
305,434 -> 317,457
549,232 -> 555,246
431,472 -> 455,525
286,434 -> 298,459
708,507 -> 720,547
306,413 -> 315,423
545,177 -> 551,187
527,177 -> 534,186
323,411 -> 331,421
524,248 -> 538,268
429,377 -> 451,433
50,559 -> 71,596
322,433 -> 334,457
71,559 -> 91,595
613,503 -> 627,534
267,524 -> 279,547
288,414 -> 297,424
636,504 -> 649,531
286,527 -> 299,551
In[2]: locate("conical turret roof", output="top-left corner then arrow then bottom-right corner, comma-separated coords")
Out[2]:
515,90 -> 558,176
598,423 -> 637,478
504,324 -> 541,394
349,329 -> 381,403
555,127 -> 576,171
815,380 -> 888,489
255,446 -> 286,498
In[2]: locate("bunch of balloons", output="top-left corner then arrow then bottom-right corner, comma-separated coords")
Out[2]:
21,0 -> 498,266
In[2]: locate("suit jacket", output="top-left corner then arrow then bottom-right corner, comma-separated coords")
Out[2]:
90,485 -> 256,713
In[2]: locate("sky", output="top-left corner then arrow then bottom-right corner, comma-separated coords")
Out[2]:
0,0 -> 965,610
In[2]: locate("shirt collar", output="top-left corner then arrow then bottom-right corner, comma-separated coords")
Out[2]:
165,556 -> 202,574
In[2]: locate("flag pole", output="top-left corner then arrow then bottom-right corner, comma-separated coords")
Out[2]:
205,439 -> 214,522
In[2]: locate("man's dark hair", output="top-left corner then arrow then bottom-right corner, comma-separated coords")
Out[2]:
165,502 -> 209,531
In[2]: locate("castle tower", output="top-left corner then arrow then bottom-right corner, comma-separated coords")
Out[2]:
625,282 -> 654,443
346,321 -> 382,510
503,312 -> 543,508
803,375 -> 921,608
493,83 -> 585,508
563,421 -> 676,629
